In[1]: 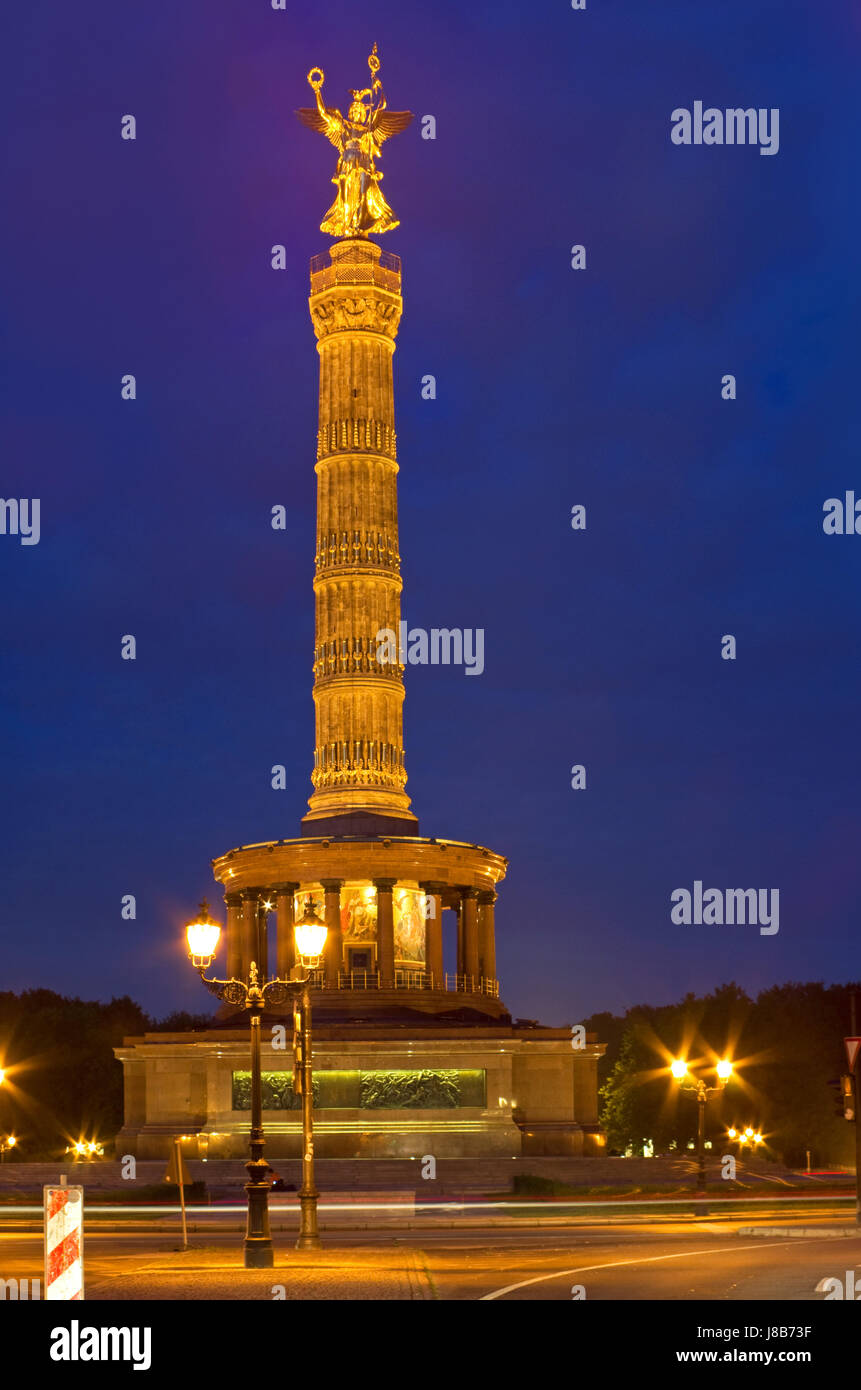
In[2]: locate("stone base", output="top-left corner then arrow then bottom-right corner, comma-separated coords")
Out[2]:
519,1123 -> 606,1157
115,1023 -> 605,1161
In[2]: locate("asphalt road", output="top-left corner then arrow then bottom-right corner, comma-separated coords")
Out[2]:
2,1219 -> 859,1300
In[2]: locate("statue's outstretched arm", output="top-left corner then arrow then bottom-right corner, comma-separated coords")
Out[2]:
315,85 -> 331,122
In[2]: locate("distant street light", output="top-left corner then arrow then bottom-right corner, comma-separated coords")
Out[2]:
727,1124 -> 764,1153
671,1058 -> 735,1191
186,898 -> 328,1266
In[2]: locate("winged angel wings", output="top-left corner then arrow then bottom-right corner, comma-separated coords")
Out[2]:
296,44 -> 413,238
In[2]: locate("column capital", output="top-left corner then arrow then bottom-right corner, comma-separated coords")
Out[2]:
460,886 -> 478,900
477,889 -> 497,905
319,878 -> 344,892
241,886 -> 263,902
271,881 -> 300,894
418,880 -> 445,894
224,890 -> 243,906
373,877 -> 397,892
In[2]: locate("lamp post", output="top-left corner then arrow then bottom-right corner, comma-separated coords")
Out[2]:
671,1058 -> 734,1192
0,1069 -> 13,1162
185,897 -> 328,1266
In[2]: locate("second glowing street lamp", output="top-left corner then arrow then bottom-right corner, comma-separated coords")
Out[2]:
186,898 -> 328,1267
0,1069 -> 14,1162
671,1057 -> 734,1192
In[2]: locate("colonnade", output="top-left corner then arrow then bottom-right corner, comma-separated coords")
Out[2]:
222,881 -> 498,993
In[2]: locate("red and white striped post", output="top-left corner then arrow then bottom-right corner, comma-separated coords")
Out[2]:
44,1178 -> 84,1300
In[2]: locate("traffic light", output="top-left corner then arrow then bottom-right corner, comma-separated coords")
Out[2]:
292,1000 -> 305,1096
829,1075 -> 855,1121
840,1074 -> 855,1121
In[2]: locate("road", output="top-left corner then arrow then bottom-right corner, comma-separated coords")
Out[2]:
1,1216 -> 859,1300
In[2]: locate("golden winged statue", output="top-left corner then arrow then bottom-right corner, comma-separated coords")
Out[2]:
296,43 -> 413,238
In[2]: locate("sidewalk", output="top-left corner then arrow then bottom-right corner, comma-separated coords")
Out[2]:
83,1246 -> 436,1301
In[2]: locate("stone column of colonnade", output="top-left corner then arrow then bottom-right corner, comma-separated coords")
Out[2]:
461,888 -> 479,980
321,878 -> 343,986
240,889 -> 259,980
374,878 -> 396,986
274,882 -> 299,980
420,882 -> 444,986
224,892 -> 242,980
256,898 -> 269,978
477,890 -> 497,983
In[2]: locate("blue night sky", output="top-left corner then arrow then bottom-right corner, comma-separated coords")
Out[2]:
2,1 -> 859,1024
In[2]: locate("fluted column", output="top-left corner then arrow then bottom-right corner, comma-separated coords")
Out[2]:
374,878 -> 396,987
241,889 -> 261,979
462,888 -> 479,984
304,239 -> 416,830
274,882 -> 299,980
225,892 -> 243,980
420,881 -> 444,987
321,878 -> 343,987
478,889 -> 497,985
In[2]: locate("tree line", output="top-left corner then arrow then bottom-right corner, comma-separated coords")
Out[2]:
0,990 -> 211,1159
585,980 -> 860,1167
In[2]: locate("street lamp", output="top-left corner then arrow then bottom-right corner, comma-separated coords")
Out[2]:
731,1125 -> 764,1152
0,1068 -> 11,1161
185,897 -> 328,1266
671,1058 -> 734,1192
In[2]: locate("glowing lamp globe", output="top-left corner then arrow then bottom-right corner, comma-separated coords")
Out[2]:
294,900 -> 328,968
670,1059 -> 688,1080
716,1059 -> 733,1081
186,900 -> 221,968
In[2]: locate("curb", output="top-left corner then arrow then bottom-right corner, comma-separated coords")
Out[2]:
737,1225 -> 853,1239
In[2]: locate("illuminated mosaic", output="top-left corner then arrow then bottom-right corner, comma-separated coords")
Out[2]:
232,1068 -> 486,1111
394,886 -> 426,964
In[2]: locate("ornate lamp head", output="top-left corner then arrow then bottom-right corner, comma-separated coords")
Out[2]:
294,899 -> 328,969
186,900 -> 222,970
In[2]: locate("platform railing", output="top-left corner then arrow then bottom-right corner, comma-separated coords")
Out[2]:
322,970 -> 499,997
309,247 -> 401,293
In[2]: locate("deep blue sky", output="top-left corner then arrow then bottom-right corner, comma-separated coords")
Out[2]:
2,1 -> 859,1025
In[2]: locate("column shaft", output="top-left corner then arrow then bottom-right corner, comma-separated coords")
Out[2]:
225,893 -> 243,980
478,890 -> 497,985
375,879 -> 396,987
462,889 -> 479,983
321,879 -> 343,987
274,883 -> 299,980
241,890 -> 260,979
256,901 -> 270,980
420,882 -> 444,987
